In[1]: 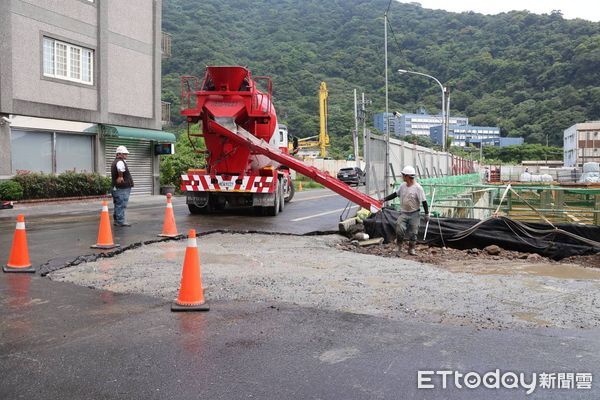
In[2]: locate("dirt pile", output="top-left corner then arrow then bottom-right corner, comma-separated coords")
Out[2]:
337,240 -> 600,269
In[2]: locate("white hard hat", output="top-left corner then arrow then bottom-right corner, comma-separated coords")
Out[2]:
115,145 -> 129,154
401,165 -> 416,176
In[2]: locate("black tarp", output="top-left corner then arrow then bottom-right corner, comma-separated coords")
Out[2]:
363,208 -> 600,261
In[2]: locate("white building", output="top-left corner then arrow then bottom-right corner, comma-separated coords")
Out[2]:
564,121 -> 600,167
397,112 -> 468,137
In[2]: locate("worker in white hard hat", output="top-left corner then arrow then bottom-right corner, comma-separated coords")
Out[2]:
111,145 -> 134,226
380,165 -> 429,255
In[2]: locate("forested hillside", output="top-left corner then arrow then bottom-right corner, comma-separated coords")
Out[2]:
161,0 -> 600,154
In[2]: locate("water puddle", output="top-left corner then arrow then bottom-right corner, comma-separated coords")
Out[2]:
442,262 -> 600,280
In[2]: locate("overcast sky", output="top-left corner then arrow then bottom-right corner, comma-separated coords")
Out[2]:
406,1 -> 600,22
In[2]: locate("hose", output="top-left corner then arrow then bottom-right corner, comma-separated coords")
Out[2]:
444,216 -> 599,249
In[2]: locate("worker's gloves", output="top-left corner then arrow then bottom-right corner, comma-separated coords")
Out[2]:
424,214 -> 430,222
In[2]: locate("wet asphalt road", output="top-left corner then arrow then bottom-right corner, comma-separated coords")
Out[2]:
0,189 -> 353,270
0,190 -> 599,399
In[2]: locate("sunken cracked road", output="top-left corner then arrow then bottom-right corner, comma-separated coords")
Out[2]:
0,189 -> 598,400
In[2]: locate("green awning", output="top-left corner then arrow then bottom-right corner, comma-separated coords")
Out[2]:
100,124 -> 176,142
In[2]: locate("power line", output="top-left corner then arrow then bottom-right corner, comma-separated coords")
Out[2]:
385,0 -> 392,15
384,2 -> 405,56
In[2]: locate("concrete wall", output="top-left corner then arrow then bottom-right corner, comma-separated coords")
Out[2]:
0,0 -> 13,114
107,0 -> 156,121
0,115 -> 11,178
0,0 -> 161,129
367,134 -> 464,198
297,159 -> 365,177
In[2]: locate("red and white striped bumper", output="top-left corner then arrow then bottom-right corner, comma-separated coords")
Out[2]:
181,174 -> 275,193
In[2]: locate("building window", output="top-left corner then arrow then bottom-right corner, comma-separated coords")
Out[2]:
11,130 -> 94,174
56,134 -> 94,173
43,37 -> 93,85
11,131 -> 53,173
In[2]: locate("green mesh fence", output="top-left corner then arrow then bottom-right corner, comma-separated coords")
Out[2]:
392,173 -> 481,207
389,174 -> 599,225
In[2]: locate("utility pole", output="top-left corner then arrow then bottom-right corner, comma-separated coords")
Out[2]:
384,12 -> 390,197
358,93 -> 371,193
480,141 -> 483,164
445,86 -> 451,150
353,89 -> 360,167
545,133 -> 548,165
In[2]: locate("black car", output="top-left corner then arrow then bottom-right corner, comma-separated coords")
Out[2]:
337,167 -> 366,186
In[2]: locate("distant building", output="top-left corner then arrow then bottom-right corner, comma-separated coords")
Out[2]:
464,136 -> 525,147
397,111 -> 468,137
373,112 -> 396,135
497,137 -> 525,147
0,0 -> 175,194
564,121 -> 600,167
431,125 -> 504,147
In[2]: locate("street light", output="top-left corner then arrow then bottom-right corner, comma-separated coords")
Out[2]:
398,69 -> 447,151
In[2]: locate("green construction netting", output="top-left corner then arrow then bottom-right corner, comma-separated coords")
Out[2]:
389,174 -> 599,219
392,173 -> 482,207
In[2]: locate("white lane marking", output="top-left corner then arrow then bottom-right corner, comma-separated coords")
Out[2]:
293,193 -> 339,202
290,205 -> 358,222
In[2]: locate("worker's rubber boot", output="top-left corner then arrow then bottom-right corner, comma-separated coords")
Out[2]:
408,241 -> 417,256
396,240 -> 403,254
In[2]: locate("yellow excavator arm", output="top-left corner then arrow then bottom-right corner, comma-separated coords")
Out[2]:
319,82 -> 330,157
288,81 -> 331,157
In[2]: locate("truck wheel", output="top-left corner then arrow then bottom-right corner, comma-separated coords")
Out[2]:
188,196 -> 211,214
265,183 -> 280,216
285,179 -> 295,203
188,203 -> 209,214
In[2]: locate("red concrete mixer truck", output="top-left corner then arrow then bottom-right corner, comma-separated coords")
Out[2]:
179,66 -> 381,216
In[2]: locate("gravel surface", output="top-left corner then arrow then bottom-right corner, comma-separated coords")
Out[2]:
49,233 -> 600,330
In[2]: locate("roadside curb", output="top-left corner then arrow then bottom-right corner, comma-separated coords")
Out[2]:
14,195 -> 112,205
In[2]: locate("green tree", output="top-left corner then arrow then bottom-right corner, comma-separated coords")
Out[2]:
162,0 -> 600,148
159,126 -> 205,189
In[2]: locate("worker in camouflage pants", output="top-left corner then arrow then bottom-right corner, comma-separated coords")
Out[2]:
380,165 -> 429,255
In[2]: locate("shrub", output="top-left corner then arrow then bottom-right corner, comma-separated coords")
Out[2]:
160,128 -> 205,192
0,180 -> 24,200
12,171 -> 111,199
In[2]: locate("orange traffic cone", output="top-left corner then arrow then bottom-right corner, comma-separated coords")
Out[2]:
159,193 -> 179,237
91,201 -> 120,249
171,229 -> 209,312
298,181 -> 303,191
3,214 -> 35,273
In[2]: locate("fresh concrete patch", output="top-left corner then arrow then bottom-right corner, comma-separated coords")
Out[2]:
48,233 -> 600,330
